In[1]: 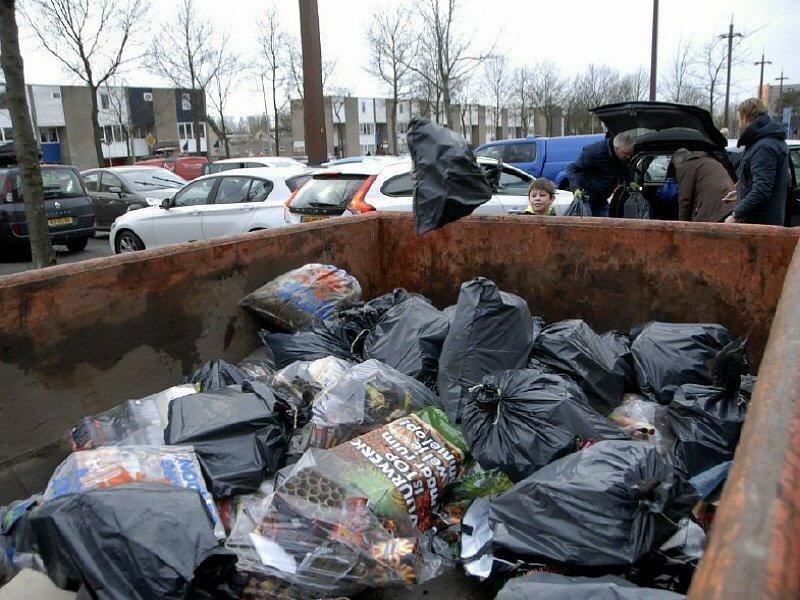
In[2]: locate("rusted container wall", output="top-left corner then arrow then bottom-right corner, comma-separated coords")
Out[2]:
0,218 -> 381,502
378,214 -> 799,367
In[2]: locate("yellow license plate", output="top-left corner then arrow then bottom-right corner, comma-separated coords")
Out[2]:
47,217 -> 75,227
301,214 -> 329,223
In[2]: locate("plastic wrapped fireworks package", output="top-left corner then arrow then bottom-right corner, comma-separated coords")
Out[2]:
307,359 -> 440,450
240,264 -> 362,332
42,445 -> 225,540
69,384 -> 197,450
227,408 -> 467,596
609,393 -> 675,455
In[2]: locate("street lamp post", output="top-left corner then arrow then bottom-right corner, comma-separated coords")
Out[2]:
754,51 -> 772,99
649,0 -> 658,101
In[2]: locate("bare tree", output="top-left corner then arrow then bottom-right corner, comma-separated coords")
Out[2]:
484,56 -> 510,137
693,34 -> 748,123
149,0 -> 225,157
255,7 -> 288,156
366,5 -> 413,154
103,79 -> 132,163
661,40 -> 705,105
509,66 -> 534,135
207,49 -> 239,159
329,86 -> 351,157
286,38 -> 336,100
529,62 -> 567,137
0,0 -> 54,267
616,68 -> 649,102
23,0 -> 147,167
453,76 -> 479,140
406,0 -> 494,128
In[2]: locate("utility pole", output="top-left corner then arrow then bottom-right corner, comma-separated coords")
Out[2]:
649,0 -> 658,101
719,19 -> 743,130
775,70 -> 789,118
754,51 -> 772,99
298,0 -> 327,165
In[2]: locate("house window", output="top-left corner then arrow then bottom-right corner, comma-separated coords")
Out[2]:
100,92 -> 110,110
101,125 -> 125,144
361,101 -> 366,113
39,127 -> 59,143
1,127 -> 12,141
359,122 -> 374,135
396,122 -> 408,134
178,122 -> 206,139
52,91 -> 61,99
399,104 -> 404,114
143,92 -> 153,102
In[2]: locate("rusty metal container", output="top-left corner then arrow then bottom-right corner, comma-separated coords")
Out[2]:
1,213 -> 798,597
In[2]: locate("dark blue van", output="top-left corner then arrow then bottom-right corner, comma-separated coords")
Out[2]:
476,134 -> 605,188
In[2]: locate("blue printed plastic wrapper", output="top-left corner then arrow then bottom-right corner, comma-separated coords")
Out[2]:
240,264 -> 362,332
43,446 -> 225,540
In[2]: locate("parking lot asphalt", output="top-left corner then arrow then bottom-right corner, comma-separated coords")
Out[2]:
0,233 -> 113,278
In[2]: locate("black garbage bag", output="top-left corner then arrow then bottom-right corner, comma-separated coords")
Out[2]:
407,117 -> 492,234
667,383 -> 750,480
630,322 -> 734,404
461,440 -> 697,571
185,359 -> 253,391
236,347 -> 277,381
601,329 -> 636,388
630,517 -> 705,594
563,194 -> 593,216
165,381 -> 290,497
28,483 -> 218,600
623,189 -> 651,220
531,320 -> 631,414
259,324 -> 354,369
461,370 -> 627,481
437,278 -> 533,422
363,296 -> 450,388
495,572 -> 685,600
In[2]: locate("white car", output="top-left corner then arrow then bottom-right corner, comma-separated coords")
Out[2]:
284,157 -> 574,224
205,156 -> 305,175
110,167 -> 313,253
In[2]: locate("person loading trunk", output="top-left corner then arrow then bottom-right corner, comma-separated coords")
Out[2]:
566,133 -> 634,217
724,98 -> 790,225
673,148 -> 734,222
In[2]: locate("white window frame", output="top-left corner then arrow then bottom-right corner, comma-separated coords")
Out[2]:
359,122 -> 374,136
178,121 -> 206,140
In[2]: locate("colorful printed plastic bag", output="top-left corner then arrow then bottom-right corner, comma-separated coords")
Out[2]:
240,264 -> 362,332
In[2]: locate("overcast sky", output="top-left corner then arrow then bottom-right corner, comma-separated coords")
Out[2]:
16,0 -> 799,118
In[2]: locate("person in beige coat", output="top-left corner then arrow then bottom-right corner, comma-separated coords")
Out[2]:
673,148 -> 735,222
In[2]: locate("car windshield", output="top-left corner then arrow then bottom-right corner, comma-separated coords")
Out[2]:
121,169 -> 186,191
18,167 -> 85,199
290,175 -> 368,209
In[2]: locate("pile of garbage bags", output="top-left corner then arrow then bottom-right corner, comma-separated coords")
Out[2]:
0,263 -> 757,599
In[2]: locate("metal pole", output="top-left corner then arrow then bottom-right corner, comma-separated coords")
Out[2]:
754,52 -> 772,98
298,0 -> 327,165
723,23 -> 733,129
649,0 -> 658,101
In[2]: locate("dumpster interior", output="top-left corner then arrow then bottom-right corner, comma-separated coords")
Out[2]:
1,213 -> 799,599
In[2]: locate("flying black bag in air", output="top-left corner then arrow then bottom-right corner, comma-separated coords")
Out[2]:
165,381 -> 290,497
28,483 -> 218,600
630,322 -> 733,404
531,320 -> 632,414
461,440 -> 697,571
495,573 -> 685,600
407,117 -> 492,234
363,296 -> 450,388
461,370 -> 627,481
667,382 -> 750,480
437,278 -> 534,422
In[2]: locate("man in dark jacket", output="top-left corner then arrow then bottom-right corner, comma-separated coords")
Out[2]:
566,133 -> 634,216
724,98 -> 790,225
674,148 -> 734,222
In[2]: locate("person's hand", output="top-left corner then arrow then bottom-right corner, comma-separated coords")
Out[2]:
722,190 -> 737,204
724,214 -> 738,224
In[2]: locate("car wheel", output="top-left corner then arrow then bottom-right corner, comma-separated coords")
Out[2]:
65,236 -> 89,252
114,229 -> 145,254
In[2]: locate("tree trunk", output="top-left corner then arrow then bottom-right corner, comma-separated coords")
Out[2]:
88,85 -> 104,167
271,73 -> 280,156
220,111 -> 230,158
0,0 -> 54,267
389,83 -> 398,155
442,81 -> 452,128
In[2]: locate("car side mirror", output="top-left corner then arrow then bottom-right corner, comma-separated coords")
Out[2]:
160,197 -> 172,209
109,186 -> 123,196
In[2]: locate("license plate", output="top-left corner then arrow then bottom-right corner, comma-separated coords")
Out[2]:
301,214 -> 329,223
47,217 -> 75,227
